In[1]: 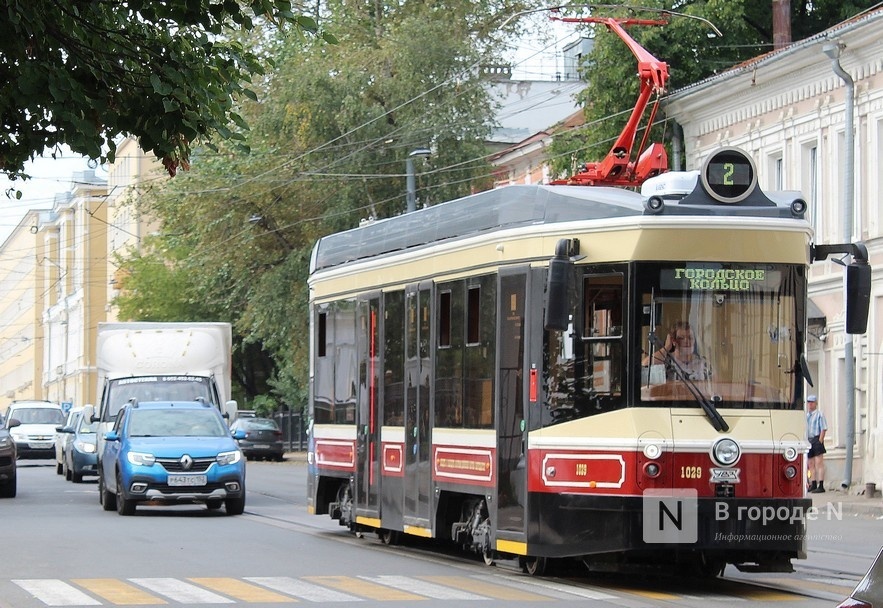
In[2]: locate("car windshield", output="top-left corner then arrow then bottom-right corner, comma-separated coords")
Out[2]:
127,408 -> 228,438
12,407 -> 65,425
244,418 -> 279,431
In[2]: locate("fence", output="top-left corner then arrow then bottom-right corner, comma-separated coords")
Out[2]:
272,410 -> 308,452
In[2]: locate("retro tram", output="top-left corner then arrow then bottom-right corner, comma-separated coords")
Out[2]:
306,148 -> 870,576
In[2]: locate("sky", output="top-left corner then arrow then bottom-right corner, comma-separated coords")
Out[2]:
0,151 -> 94,245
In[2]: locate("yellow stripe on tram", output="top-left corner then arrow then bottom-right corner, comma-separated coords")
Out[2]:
189,578 -> 297,603
304,576 -> 427,601
421,576 -> 552,601
71,579 -> 167,605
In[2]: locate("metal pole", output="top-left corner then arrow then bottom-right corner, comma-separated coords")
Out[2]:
823,41 -> 856,489
406,157 -> 416,213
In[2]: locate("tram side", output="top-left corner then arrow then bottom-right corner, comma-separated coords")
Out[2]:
305,154 -> 870,576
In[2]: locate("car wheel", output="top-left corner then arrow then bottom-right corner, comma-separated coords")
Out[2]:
225,494 -> 246,515
116,470 -> 135,516
206,500 -> 222,510
99,472 -> 116,511
64,462 -> 72,481
71,470 -> 83,483
56,461 -> 63,475
0,476 -> 15,498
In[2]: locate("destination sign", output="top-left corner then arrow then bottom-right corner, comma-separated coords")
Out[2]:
661,266 -> 781,292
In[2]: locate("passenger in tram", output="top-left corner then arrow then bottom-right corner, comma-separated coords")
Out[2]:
642,321 -> 710,381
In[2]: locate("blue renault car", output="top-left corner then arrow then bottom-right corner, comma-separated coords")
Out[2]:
99,401 -> 246,516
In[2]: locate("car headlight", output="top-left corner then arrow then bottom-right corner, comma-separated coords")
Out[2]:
75,440 -> 97,453
10,430 -> 24,441
217,450 -> 242,466
712,438 -> 741,466
127,451 -> 156,466
0,436 -> 11,448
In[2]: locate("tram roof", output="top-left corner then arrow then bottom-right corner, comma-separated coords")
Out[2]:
310,184 -> 804,273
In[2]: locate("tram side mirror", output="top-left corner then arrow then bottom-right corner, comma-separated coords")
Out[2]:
845,260 -> 871,334
545,243 -> 573,331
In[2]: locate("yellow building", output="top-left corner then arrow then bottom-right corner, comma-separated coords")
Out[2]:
36,172 -> 108,409
0,210 -> 45,412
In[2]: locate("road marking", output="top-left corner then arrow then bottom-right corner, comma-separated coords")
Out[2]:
245,577 -> 363,602
305,576 -> 425,601
12,580 -> 101,606
129,578 -> 234,604
71,579 -> 166,605
189,578 -> 296,603
359,575 -> 487,600
422,576 -> 553,601
473,575 -> 617,600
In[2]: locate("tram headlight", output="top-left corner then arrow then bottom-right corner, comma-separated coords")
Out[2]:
643,462 -> 661,478
643,443 -> 662,460
782,446 -> 799,462
783,464 -> 798,480
712,438 -> 740,466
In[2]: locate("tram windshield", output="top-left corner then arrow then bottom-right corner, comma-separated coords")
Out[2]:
542,262 -> 803,425
637,262 -> 801,409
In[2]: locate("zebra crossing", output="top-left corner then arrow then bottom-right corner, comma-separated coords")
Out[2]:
8,574 -> 801,606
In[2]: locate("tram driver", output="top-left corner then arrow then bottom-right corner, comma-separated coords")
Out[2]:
642,321 -> 710,381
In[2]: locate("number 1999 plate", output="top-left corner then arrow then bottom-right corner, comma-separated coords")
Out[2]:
168,474 -> 207,487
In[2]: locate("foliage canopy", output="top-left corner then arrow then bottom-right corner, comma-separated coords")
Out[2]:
1,0 -> 334,186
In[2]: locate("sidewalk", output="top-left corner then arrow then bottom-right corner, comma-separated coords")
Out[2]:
810,486 -> 883,518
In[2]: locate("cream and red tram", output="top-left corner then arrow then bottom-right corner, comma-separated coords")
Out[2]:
306,148 -> 869,576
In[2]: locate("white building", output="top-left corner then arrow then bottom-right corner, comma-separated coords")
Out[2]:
664,8 -> 883,491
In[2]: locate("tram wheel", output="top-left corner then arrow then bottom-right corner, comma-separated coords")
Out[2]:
482,548 -> 496,567
377,529 -> 401,545
520,556 -> 547,576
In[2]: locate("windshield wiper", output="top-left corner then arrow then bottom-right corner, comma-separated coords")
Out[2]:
648,334 -> 729,433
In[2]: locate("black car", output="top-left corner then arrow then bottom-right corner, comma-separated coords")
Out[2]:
229,417 -> 285,461
0,419 -> 19,498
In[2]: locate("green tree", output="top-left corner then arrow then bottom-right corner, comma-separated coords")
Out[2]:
1,0 -> 335,187
114,0 -> 525,408
548,0 -> 879,177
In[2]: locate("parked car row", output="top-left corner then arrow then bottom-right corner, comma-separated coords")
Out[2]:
3,399 -> 284,516
55,407 -> 99,483
2,400 -> 68,498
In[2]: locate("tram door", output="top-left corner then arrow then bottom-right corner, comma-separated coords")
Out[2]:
403,283 -> 432,530
355,295 -> 381,520
497,269 -> 528,536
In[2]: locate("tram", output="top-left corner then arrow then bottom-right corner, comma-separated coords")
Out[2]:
306,148 -> 870,575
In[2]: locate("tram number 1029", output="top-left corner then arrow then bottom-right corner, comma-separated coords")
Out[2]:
680,466 -> 703,479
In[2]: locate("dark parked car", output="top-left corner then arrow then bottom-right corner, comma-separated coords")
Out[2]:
56,408 -> 99,483
100,400 -> 246,515
838,548 -> 883,608
0,420 -> 19,498
230,417 -> 285,461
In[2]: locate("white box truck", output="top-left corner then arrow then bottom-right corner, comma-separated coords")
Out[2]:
91,322 -> 239,456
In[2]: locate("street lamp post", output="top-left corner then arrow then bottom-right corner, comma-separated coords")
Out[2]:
406,148 -> 432,213
822,40 -> 857,490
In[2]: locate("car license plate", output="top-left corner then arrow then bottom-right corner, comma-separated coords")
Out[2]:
253,444 -> 270,449
28,442 -> 52,449
168,474 -> 207,487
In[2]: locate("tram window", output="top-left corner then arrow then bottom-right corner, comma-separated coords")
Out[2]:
317,312 -> 327,357
383,291 -> 405,426
439,290 -> 452,348
466,286 -> 480,345
583,275 -> 623,338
